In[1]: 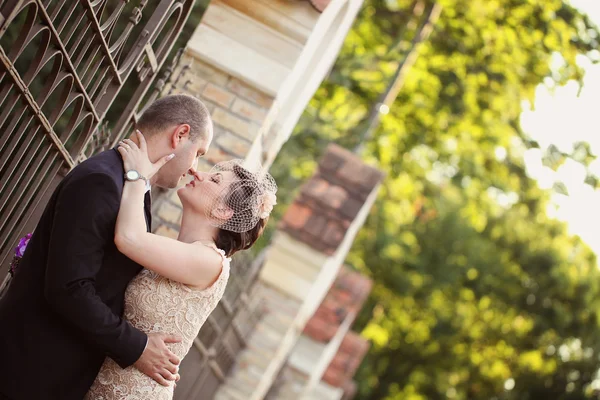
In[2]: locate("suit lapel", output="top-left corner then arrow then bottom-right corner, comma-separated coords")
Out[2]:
143,191 -> 152,232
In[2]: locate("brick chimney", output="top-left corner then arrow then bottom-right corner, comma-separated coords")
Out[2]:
272,266 -> 372,399
215,144 -> 383,400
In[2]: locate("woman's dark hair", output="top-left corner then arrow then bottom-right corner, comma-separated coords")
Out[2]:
214,165 -> 268,257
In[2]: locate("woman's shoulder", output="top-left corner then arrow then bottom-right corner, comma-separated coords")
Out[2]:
186,242 -> 231,292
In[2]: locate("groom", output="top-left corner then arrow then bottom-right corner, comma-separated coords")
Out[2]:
0,94 -> 213,399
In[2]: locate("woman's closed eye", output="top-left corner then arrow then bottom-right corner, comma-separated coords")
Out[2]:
210,173 -> 222,184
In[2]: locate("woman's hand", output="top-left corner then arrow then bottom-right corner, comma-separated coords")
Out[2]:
118,130 -> 174,180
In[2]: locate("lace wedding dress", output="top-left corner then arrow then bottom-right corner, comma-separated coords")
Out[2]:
86,243 -> 230,400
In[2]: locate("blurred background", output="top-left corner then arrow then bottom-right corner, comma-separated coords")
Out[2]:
267,0 -> 600,399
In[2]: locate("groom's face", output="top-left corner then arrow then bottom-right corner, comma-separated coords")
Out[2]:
155,125 -> 213,188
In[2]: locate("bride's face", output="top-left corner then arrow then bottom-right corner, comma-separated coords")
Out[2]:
177,170 -> 237,216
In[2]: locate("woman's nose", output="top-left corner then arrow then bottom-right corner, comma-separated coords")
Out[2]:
195,172 -> 206,182
188,168 -> 203,181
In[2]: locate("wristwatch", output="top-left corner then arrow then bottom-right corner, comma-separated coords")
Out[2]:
124,170 -> 148,184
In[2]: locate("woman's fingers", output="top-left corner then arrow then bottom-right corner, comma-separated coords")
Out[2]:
155,153 -> 175,169
123,138 -> 138,150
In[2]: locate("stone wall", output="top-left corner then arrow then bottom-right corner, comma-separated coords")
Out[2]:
214,145 -> 384,400
147,2 -> 375,398
166,51 -> 275,171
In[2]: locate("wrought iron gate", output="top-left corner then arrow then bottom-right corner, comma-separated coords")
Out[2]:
0,0 -> 195,279
0,3 -> 266,397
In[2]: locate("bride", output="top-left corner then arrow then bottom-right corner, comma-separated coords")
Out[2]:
85,131 -> 277,399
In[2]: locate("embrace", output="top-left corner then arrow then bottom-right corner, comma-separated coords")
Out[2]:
0,95 -> 277,399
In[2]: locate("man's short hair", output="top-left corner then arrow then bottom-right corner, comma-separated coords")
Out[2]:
137,94 -> 211,141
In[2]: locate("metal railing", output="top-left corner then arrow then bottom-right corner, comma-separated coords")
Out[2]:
0,0 -> 195,279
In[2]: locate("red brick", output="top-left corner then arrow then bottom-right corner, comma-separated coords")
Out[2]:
337,160 -> 368,186
331,351 -> 351,371
231,97 -> 267,123
354,168 -> 385,193
323,221 -> 345,247
339,197 -> 363,220
201,83 -> 235,108
322,367 -> 345,387
342,381 -> 358,399
339,268 -> 373,294
320,150 -> 345,172
281,203 -> 312,230
317,306 -> 340,325
302,178 -> 329,198
346,356 -> 362,375
340,331 -> 370,355
325,144 -> 361,165
320,144 -> 384,193
304,214 -> 327,237
324,185 -> 348,209
311,0 -> 333,12
303,318 -> 336,342
334,290 -> 354,307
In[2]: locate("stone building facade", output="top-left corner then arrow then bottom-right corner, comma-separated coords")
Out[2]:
213,145 -> 384,400
151,1 -> 383,398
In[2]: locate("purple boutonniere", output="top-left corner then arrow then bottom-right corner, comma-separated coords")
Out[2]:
9,233 -> 32,276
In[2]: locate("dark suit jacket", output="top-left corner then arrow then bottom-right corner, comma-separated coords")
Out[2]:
0,149 -> 150,399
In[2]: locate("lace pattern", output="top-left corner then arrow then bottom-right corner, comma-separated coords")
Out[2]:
86,245 -> 230,399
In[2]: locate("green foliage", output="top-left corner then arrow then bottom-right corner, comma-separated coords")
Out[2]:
270,0 -> 600,398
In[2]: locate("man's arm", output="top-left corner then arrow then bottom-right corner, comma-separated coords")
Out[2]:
43,172 -> 147,367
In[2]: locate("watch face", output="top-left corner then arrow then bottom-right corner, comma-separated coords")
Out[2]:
126,170 -> 140,180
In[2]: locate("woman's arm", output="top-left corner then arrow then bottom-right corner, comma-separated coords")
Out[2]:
115,134 -> 223,289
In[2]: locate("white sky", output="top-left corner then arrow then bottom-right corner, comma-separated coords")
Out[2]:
520,0 -> 600,254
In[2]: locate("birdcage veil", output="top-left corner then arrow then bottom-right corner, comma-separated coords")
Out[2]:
202,159 -> 277,233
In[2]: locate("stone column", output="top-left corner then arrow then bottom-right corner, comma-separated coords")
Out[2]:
152,0 -> 365,265
151,0 -> 316,236
163,0 -> 365,170
272,267 -> 373,399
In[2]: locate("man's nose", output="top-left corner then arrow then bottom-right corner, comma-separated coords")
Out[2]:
188,168 -> 204,182
191,157 -> 199,172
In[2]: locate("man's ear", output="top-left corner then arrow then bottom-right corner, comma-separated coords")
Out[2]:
169,124 -> 192,149
211,206 -> 234,222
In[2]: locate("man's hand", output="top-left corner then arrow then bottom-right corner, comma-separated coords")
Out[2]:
134,333 -> 182,386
